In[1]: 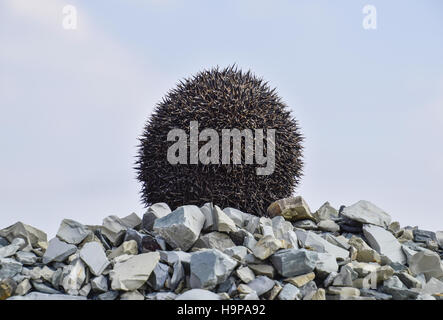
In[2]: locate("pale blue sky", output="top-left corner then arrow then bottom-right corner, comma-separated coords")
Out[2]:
1,0 -> 442,236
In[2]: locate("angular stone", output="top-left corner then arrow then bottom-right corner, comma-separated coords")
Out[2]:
313,252 -> 339,275
271,249 -> 316,277
247,276 -> 275,296
62,259 -> 86,295
15,251 -> 38,265
15,278 -> 32,296
363,224 -> 406,264
110,252 -> 160,291
101,215 -> 128,247
413,229 -> 437,243
0,258 -> 23,280
252,235 -> 284,260
224,246 -> 249,261
8,292 -> 87,300
278,283 -> 301,300
213,205 -> 237,233
0,222 -> 47,248
318,220 -> 340,233
223,207 -> 245,228
189,249 -> 237,290
80,241 -> 110,276
248,264 -> 275,278
271,216 -> 298,248
193,232 -> 235,251
42,237 -> 77,264
310,288 -> 326,300
32,280 -> 60,294
97,291 -> 119,300
159,250 -> 192,270
108,240 -> 138,260
91,275 -> 108,293
79,283 -> 91,296
0,238 -> 25,258
141,233 -> 164,253
348,236 -> 381,263
293,220 -> 318,230
285,272 -> 315,287
243,232 -> 258,251
341,200 -> 391,227
142,203 -> 171,231
123,229 -> 144,252
333,265 -> 358,287
0,237 -> 8,247
360,288 -> 392,300
170,261 -> 185,291
120,290 -> 145,300
147,262 -> 169,291
409,250 -> 443,280
381,286 -> 419,300
145,292 -> 177,300
236,266 -> 255,283
267,196 -> 314,221
397,272 -> 423,289
313,202 -> 339,222
296,230 -> 349,260
153,205 -> 205,251
0,279 -> 16,300
56,219 -> 90,245
176,289 -> 221,300
422,278 -> 443,295
436,231 -> 443,249
383,275 -> 406,289
120,212 -> 142,230
327,286 -> 360,298
324,234 -> 351,250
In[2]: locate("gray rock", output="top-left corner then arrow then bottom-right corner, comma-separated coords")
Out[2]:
56,219 -> 90,245
15,279 -> 32,296
79,283 -> 91,296
147,262 -> 169,291
142,203 -> 171,231
436,231 -> 443,249
223,207 -> 245,228
101,215 -> 128,247
123,229 -> 144,252
217,277 -> 237,296
314,252 -> 339,275
252,235 -> 284,260
236,266 -> 255,283
62,259 -> 86,295
91,275 -> 108,293
31,280 -> 61,294
176,289 -> 221,300
397,272 -> 422,289
0,237 -> 9,247
80,241 -> 110,276
359,288 -> 392,300
363,224 -> 406,264
243,232 -> 258,251
0,257 -> 23,280
271,216 -> 299,248
120,290 -> 145,300
314,202 -> 339,222
193,232 -> 236,251
413,229 -> 437,243
8,292 -> 87,300
422,277 -> 443,295
146,292 -> 177,300
170,261 -> 185,291
212,205 -> 237,233
153,205 -> 205,251
383,275 -> 407,289
293,220 -> 318,230
318,220 -> 340,233
110,252 -> 160,291
120,212 -> 142,230
381,286 -> 419,300
159,250 -> 192,270
267,196 -> 315,221
0,222 -> 47,248
190,249 -> 237,289
278,283 -> 301,300
296,230 -> 349,260
97,291 -> 119,300
0,238 -> 26,259
271,249 -> 317,277
341,200 -> 391,227
15,251 -> 38,265
224,246 -> 249,261
42,237 -> 77,264
409,250 -> 443,280
247,276 -> 275,296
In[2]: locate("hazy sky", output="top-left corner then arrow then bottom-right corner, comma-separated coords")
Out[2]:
1,0 -> 442,237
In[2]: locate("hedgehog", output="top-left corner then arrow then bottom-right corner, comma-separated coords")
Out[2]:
135,66 -> 303,216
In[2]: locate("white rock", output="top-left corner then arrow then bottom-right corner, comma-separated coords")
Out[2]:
142,203 -> 171,231
362,224 -> 406,264
272,216 -> 299,248
341,200 -> 391,227
252,235 -> 284,260
213,205 -> 238,233
110,252 -> 160,291
278,283 -> 301,300
153,205 -> 205,251
176,289 -> 221,300
436,231 -> 443,249
0,238 -> 25,258
318,220 -> 340,233
120,290 -> 145,300
80,241 -> 110,276
236,266 -> 255,283
422,278 -> 443,295
296,230 -> 349,260
101,215 -> 128,246
62,259 -> 86,295
223,208 -> 245,228
409,250 -> 443,281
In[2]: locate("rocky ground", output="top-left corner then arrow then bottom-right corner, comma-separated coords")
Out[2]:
1,197 -> 443,300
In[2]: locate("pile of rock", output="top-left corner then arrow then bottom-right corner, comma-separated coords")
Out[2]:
1,197 -> 443,300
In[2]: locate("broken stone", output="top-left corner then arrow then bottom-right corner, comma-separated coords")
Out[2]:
101,215 -> 128,247
341,200 -> 391,227
42,237 -> 77,264
293,220 -> 318,230
142,203 -> 171,231
120,290 -> 145,300
436,231 -> 443,249
0,238 -> 26,259
413,229 -> 437,243
284,272 -> 315,287
176,288 -> 221,300
120,213 -> 142,230
0,222 -> 47,248
397,272 -> 422,289
422,277 -> 443,295
15,278 -> 32,296
318,220 -> 340,233
80,241 -> 110,276
278,283 -> 301,300
110,252 -> 160,291
147,262 -> 169,291
91,275 -> 108,293
8,292 -> 87,300
62,259 -> 86,295
213,205 -> 237,233
108,240 -> 138,260
97,291 -> 119,300
236,266 -> 255,283
32,280 -> 60,294
267,196 -> 314,221
409,250 -> 443,280
0,257 -> 23,280
327,286 -> 360,298
296,230 -> 349,260
56,219 -> 90,245
310,288 -> 326,300
313,202 -> 339,222
224,246 -> 248,261
247,276 -> 275,296
15,251 -> 38,265
223,207 -> 245,228
252,235 -> 284,260
348,236 -> 381,263
170,261 -> 185,291
248,264 -> 275,278
189,249 -> 237,290
271,249 -> 316,277
271,216 -> 298,248
153,205 -> 205,251
0,279 -> 16,300
363,224 -> 406,264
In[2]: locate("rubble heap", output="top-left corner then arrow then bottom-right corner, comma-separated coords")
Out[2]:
1,197 -> 443,300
